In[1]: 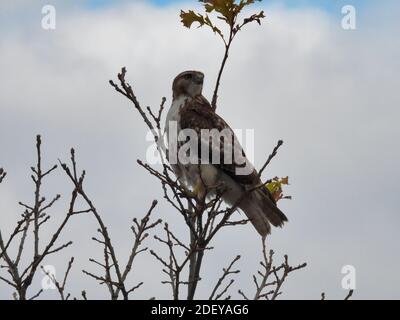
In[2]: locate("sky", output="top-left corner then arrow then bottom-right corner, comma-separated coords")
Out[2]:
0,0 -> 399,300
85,0 -> 366,11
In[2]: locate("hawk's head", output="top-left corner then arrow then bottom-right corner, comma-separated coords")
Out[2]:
172,71 -> 204,99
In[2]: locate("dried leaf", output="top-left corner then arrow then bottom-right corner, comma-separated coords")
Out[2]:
266,176 -> 290,202
181,0 -> 266,39
180,10 -> 206,29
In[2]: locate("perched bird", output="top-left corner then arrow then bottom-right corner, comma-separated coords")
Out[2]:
165,70 -> 287,236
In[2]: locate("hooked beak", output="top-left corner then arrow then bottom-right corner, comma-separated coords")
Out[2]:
194,73 -> 204,85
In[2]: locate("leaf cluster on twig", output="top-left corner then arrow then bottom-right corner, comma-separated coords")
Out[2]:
181,0 -> 266,109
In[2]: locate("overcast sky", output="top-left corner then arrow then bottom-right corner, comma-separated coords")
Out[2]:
0,0 -> 399,300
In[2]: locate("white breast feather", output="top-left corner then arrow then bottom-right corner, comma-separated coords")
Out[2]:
165,96 -> 188,137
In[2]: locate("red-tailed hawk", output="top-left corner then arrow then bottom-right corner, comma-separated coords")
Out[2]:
165,70 -> 287,236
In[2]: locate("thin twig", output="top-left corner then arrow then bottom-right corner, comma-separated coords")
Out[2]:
209,255 -> 241,300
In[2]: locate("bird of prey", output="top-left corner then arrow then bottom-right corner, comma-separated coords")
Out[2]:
165,70 -> 287,236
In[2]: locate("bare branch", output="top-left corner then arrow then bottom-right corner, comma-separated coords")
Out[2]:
258,140 -> 284,179
0,136 -> 80,300
209,255 -> 241,300
0,168 -> 6,184
29,289 -> 43,300
41,257 -> 74,300
344,290 -> 354,300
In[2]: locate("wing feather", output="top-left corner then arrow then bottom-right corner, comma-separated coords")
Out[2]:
179,95 -> 259,186
178,95 -> 288,235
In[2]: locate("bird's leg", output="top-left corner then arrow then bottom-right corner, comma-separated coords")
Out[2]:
193,180 -> 205,199
188,179 -> 207,219
202,182 -> 227,209
178,184 -> 197,199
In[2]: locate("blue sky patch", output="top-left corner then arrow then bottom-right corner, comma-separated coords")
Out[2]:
84,0 -> 367,13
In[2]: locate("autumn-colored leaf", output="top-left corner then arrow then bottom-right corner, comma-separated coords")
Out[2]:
243,11 -> 265,25
280,176 -> 289,185
204,15 -> 224,38
180,9 -> 225,40
266,176 -> 291,203
181,0 -> 266,40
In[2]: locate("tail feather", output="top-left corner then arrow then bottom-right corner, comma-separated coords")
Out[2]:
239,188 -> 288,237
257,188 -> 288,227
